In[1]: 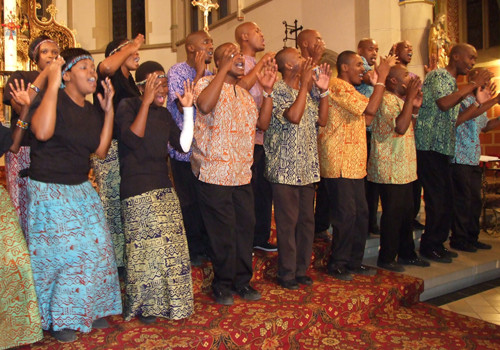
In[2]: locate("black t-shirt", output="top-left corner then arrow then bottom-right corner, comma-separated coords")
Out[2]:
0,125 -> 12,156
115,97 -> 183,200
28,90 -> 102,185
3,70 -> 39,146
93,63 -> 140,139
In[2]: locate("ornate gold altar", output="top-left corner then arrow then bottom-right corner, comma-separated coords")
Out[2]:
1,0 -> 78,122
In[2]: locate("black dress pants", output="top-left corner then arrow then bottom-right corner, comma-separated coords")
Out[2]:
378,183 -> 417,263
450,163 -> 482,244
325,177 -> 368,269
272,183 -> 315,281
314,178 -> 331,233
417,150 -> 453,252
170,158 -> 209,257
251,145 -> 273,246
196,181 -> 255,292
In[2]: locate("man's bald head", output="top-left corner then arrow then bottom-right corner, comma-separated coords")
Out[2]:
275,47 -> 297,74
449,43 -> 476,58
297,29 -> 324,59
336,50 -> 357,73
235,22 -> 256,44
357,38 -> 378,66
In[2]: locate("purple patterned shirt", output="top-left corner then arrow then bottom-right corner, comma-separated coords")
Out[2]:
167,61 -> 211,161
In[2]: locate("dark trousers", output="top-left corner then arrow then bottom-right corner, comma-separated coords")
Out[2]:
314,178 -> 331,233
450,163 -> 482,244
378,183 -> 417,263
366,180 -> 380,231
196,181 -> 255,292
417,150 -> 453,251
272,183 -> 315,281
170,158 -> 209,257
251,145 -> 273,246
366,130 -> 380,231
413,179 -> 422,220
325,177 -> 368,269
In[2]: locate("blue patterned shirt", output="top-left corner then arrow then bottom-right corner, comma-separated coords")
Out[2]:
264,80 -> 320,186
355,56 -> 374,98
167,62 -> 211,161
415,68 -> 460,156
451,95 -> 488,166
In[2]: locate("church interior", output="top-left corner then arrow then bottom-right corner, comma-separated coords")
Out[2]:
0,0 -> 499,348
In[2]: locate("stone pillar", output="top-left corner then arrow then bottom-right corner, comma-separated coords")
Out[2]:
399,0 -> 435,78
3,0 -> 18,71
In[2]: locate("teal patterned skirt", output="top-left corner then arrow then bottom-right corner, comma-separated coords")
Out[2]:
121,187 -> 194,321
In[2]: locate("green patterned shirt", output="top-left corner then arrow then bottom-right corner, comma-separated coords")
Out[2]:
264,80 -> 320,186
415,68 -> 460,156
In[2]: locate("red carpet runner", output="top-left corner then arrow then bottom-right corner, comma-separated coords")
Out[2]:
18,240 -> 500,349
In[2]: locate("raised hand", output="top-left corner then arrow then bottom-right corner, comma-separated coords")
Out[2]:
194,51 -> 207,76
9,79 -> 31,106
97,77 -> 115,113
311,41 -> 325,65
142,73 -> 162,106
257,59 -> 278,91
49,55 -> 65,88
375,54 -> 398,82
313,63 -> 332,91
219,45 -> 240,73
471,69 -> 494,89
300,57 -> 314,90
132,34 -> 145,50
176,79 -> 195,108
406,76 -> 422,101
424,54 -> 437,75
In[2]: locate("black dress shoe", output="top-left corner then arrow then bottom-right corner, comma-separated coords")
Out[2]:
327,266 -> 353,281
347,265 -> 377,276
449,241 -> 477,253
473,241 -> 492,250
138,315 -> 157,324
278,278 -> 299,290
234,285 -> 261,301
213,287 -> 234,305
296,275 -> 313,285
420,249 -> 452,263
377,261 -> 405,272
441,247 -> 459,258
369,225 -> 380,235
398,257 -> 430,267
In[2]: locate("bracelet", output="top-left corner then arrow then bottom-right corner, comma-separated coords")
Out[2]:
16,119 -> 29,130
469,80 -> 477,86
262,90 -> 274,99
374,82 -> 385,88
473,101 -> 482,108
412,113 -> 418,119
30,84 -> 40,93
319,90 -> 330,99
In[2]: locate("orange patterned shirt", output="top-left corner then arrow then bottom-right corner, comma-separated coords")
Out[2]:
191,76 -> 258,186
318,78 -> 369,179
367,91 -> 417,184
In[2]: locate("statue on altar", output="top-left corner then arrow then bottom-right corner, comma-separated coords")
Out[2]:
428,13 -> 452,69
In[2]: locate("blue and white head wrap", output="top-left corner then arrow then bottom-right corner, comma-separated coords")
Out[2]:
60,55 -> 94,88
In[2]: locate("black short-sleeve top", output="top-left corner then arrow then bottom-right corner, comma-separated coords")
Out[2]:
28,90 -> 103,185
3,70 -> 39,146
115,96 -> 183,200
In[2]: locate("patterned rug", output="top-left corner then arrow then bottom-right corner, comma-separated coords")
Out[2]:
17,239 -> 500,349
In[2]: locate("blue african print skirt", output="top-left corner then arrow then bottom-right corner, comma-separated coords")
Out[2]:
26,179 -> 122,333
91,139 -> 125,267
122,187 -> 194,321
0,186 -> 42,350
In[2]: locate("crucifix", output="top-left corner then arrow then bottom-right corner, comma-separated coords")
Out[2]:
191,0 -> 219,33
